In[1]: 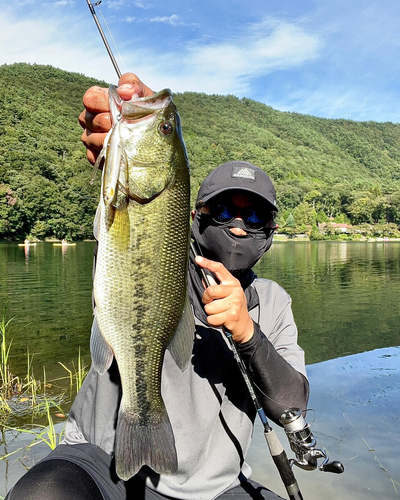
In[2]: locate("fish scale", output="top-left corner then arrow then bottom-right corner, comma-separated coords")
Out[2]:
91,88 -> 194,481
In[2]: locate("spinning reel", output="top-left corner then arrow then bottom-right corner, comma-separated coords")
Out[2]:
280,408 -> 344,474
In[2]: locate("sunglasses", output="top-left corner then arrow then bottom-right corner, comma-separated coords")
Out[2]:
208,202 -> 275,230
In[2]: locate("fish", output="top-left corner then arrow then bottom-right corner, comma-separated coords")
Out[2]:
91,86 -> 194,481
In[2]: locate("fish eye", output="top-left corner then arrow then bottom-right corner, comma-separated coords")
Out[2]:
159,121 -> 173,135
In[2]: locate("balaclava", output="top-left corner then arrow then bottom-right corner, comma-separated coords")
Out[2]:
191,161 -> 278,274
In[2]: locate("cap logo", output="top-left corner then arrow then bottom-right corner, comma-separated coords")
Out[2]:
231,166 -> 256,181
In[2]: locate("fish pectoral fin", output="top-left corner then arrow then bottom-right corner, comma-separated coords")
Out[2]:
115,403 -> 178,480
167,295 -> 195,372
90,313 -> 114,375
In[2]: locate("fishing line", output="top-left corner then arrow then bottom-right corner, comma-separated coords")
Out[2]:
252,380 -> 308,412
98,7 -> 128,76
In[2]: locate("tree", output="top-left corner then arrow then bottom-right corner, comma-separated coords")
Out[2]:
285,213 -> 296,228
293,202 -> 317,225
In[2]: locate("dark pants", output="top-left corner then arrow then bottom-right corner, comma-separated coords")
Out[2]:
6,444 -> 284,500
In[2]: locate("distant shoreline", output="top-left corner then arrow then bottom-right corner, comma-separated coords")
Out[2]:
274,234 -> 400,242
2,238 -> 400,244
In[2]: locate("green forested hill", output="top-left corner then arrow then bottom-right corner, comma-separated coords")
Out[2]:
1,62 -> 400,240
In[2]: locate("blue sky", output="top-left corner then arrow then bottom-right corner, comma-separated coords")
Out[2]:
1,0 -> 400,122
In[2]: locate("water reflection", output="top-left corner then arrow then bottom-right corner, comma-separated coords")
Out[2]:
0,242 -> 94,377
254,242 -> 400,364
1,241 -> 399,370
1,347 -> 398,498
0,241 -> 399,497
247,347 -> 400,499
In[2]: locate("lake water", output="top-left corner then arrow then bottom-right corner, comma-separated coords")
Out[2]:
0,241 -> 399,498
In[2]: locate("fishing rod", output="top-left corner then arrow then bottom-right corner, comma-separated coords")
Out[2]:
85,0 -> 122,78
190,239 -> 344,499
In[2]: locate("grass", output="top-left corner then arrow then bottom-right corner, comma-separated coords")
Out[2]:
0,308 -> 89,467
0,309 -> 88,416
0,310 -> 19,412
59,347 -> 87,393
0,399 -> 66,467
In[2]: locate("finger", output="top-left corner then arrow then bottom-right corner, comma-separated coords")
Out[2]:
78,110 -> 86,129
195,256 -> 239,286
86,149 -> 98,166
79,110 -> 111,133
202,284 -> 236,304
205,311 -> 229,328
83,86 -> 110,113
81,129 -> 108,153
204,296 -> 241,318
117,72 -> 154,100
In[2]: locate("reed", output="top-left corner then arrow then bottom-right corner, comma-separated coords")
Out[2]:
0,310 -> 19,412
0,307 -> 87,418
59,347 -> 88,393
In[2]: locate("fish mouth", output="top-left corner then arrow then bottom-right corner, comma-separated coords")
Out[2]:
122,89 -> 172,121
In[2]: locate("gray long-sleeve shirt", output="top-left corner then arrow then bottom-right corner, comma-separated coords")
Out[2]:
64,278 -> 308,500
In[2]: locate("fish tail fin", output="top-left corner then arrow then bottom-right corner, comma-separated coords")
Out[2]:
115,405 -> 178,480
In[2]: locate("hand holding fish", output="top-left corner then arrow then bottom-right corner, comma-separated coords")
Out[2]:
79,73 -> 153,164
195,256 -> 255,344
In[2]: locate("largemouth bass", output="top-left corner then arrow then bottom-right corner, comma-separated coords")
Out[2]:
91,86 -> 194,481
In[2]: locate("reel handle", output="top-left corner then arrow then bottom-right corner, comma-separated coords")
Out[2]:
320,461 -> 344,474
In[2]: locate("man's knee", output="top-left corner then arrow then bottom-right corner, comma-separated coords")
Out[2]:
7,459 -> 104,500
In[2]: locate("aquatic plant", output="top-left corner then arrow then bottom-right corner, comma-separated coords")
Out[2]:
59,346 -> 88,393
1,399 -> 65,465
0,310 -> 19,413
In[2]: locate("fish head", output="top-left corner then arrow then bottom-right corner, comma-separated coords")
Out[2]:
119,89 -> 189,201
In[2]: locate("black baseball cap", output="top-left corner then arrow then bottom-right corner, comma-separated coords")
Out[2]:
196,161 -> 278,211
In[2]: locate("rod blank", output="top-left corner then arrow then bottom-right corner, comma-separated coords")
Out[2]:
85,0 -> 122,78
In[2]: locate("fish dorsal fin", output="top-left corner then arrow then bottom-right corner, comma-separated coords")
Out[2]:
167,294 -> 195,372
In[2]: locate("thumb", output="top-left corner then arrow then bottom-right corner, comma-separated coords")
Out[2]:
117,72 -> 154,100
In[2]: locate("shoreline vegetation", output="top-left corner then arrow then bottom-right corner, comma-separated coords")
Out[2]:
275,220 -> 400,241
1,63 -> 400,242
0,309 -> 87,468
7,222 -> 400,245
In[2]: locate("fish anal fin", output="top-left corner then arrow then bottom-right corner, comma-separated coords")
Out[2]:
115,405 -> 178,480
167,295 -> 194,372
90,314 -> 114,375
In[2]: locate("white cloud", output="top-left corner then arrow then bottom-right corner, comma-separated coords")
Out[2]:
106,0 -> 127,10
53,0 -> 75,5
133,1 -> 153,9
149,14 -> 182,26
0,9 -> 116,83
171,19 -> 321,95
124,17 -> 136,23
0,8 -> 322,112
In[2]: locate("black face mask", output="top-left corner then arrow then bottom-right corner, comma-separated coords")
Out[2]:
191,212 -> 274,273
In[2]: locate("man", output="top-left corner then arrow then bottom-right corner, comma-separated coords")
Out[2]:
7,74 -> 308,500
